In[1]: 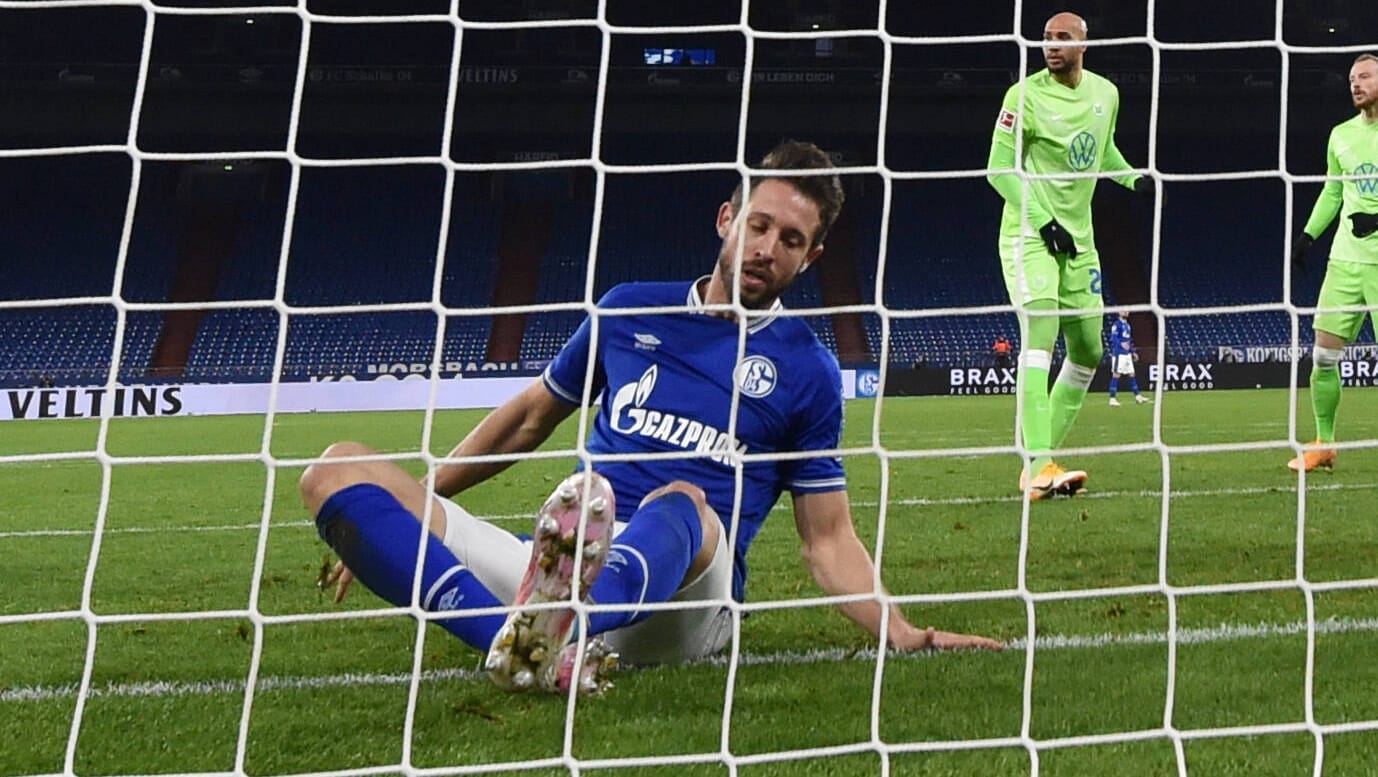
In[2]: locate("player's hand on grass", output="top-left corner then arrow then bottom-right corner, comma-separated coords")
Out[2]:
1349,212 -> 1378,238
926,629 -> 1004,651
1038,219 -> 1077,257
323,560 -> 355,603
896,625 -> 1003,651
1291,233 -> 1313,271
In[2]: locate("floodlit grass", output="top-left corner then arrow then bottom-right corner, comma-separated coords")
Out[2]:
2,388 -> 1377,776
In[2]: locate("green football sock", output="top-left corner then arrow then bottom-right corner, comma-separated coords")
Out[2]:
1021,362 -> 1053,471
1050,362 -> 1097,449
1019,300 -> 1060,472
1050,315 -> 1105,449
1311,366 -> 1341,444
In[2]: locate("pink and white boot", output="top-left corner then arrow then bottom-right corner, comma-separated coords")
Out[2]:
485,472 -> 618,694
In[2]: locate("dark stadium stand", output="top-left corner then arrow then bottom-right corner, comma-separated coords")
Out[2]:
0,157 -> 1359,387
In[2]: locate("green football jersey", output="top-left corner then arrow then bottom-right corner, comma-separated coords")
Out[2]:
1303,114 -> 1378,265
987,68 -> 1140,251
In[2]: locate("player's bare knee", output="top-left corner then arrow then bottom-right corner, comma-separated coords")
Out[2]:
300,440 -> 375,511
639,480 -> 719,575
686,492 -> 721,577
696,505 -> 720,558
1315,330 -> 1346,351
639,480 -> 707,510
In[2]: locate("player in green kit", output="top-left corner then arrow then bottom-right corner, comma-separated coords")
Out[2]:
1288,53 -> 1378,472
986,11 -> 1153,500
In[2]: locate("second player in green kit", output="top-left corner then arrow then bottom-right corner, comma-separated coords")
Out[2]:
1289,53 -> 1378,473
986,11 -> 1152,500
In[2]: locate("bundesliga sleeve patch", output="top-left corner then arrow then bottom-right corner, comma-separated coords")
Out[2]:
996,108 -> 1017,133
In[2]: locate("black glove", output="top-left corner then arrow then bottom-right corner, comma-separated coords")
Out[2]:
1039,219 -> 1077,257
1291,233 -> 1313,271
1133,175 -> 1155,199
1350,212 -> 1378,238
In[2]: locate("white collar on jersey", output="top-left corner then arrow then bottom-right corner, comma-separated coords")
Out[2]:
688,275 -> 782,334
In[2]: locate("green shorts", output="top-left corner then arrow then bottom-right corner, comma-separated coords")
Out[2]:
998,233 -> 1103,316
1314,259 -> 1378,342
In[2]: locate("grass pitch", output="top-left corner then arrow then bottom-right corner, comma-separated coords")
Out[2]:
2,388 -> 1377,776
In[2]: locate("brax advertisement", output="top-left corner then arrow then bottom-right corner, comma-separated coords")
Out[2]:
881,360 -> 1377,397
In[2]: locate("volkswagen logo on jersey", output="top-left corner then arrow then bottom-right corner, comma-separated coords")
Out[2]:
609,363 -> 748,466
736,355 -> 778,398
1356,162 -> 1378,196
1067,131 -> 1097,171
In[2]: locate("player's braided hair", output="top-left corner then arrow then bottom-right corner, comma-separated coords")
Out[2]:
731,139 -> 846,248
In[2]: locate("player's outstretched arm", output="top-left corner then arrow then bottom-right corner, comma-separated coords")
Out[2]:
791,490 -> 1002,651
431,379 -> 577,498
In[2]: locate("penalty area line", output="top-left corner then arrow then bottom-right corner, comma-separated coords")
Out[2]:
3,616 -> 1376,704
3,481 -> 1374,539
855,480 -> 1378,509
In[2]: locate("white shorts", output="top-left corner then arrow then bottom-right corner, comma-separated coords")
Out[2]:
439,497 -> 733,666
1112,354 -> 1135,375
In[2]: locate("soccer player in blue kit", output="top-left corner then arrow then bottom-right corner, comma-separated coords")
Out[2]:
1106,310 -> 1149,406
300,141 -> 1001,696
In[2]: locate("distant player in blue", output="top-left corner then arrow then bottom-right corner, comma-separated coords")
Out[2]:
1107,311 -> 1149,406
299,141 -> 1001,696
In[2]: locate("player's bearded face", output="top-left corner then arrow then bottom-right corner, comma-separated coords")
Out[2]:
1351,61 -> 1378,109
714,179 -> 824,309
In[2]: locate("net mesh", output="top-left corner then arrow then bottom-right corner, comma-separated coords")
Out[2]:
2,2 -> 1377,776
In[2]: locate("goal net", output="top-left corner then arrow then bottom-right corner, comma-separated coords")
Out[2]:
2,1 -> 1377,776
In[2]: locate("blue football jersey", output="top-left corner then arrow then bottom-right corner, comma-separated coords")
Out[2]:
1110,319 -> 1133,355
543,279 -> 847,601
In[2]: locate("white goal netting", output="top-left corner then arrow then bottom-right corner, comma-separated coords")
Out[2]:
2,2 -> 1377,776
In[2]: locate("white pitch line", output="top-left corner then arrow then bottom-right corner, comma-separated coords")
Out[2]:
0,521 -> 316,539
2,481 -> 1375,539
3,616 -> 1376,705
878,481 -> 1378,508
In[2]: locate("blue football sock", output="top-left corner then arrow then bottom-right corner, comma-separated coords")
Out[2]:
1128,377 -> 1141,396
587,491 -> 703,633
1108,376 -> 1119,398
315,483 -> 504,650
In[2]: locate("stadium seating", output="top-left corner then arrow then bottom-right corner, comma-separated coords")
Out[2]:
1,155 -> 1362,387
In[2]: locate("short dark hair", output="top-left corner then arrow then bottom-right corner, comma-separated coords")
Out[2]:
730,140 -> 845,247
1356,53 -> 1378,66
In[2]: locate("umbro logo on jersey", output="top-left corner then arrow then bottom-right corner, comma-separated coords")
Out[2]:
634,332 -> 662,351
604,548 -> 629,571
436,588 -> 463,611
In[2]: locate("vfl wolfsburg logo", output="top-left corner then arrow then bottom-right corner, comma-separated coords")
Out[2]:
1067,131 -> 1097,171
1356,162 -> 1378,196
